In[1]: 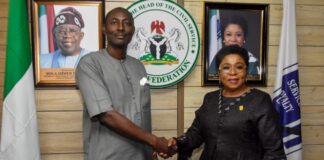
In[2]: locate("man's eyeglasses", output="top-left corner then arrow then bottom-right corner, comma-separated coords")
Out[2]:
219,64 -> 247,74
55,27 -> 81,37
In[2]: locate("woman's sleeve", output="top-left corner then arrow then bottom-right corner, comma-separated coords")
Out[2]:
176,94 -> 208,160
254,94 -> 287,160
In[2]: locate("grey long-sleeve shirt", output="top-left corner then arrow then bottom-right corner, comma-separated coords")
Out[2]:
76,49 -> 152,160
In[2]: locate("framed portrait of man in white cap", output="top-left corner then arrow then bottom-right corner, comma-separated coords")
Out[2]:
31,0 -> 104,87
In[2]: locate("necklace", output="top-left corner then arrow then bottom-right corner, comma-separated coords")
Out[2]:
218,88 -> 252,114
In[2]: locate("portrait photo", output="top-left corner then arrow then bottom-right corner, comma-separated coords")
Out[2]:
203,2 -> 268,86
32,0 -> 104,87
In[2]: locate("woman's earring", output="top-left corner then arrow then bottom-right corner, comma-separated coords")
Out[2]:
218,70 -> 222,86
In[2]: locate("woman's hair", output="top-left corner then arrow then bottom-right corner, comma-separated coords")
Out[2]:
215,45 -> 249,71
221,15 -> 248,39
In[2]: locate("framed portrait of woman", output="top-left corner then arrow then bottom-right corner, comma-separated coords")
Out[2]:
202,2 -> 269,86
31,0 -> 104,87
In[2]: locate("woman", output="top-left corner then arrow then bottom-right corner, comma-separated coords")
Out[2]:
170,45 -> 286,160
209,15 -> 260,77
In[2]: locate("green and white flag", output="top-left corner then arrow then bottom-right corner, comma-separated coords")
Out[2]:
39,5 -> 50,54
0,0 -> 41,159
208,9 -> 222,65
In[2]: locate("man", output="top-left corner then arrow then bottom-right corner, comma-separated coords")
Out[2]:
41,7 -> 89,68
76,7 -> 173,160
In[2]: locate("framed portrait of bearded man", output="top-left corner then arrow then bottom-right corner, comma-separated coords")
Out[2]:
31,0 -> 104,87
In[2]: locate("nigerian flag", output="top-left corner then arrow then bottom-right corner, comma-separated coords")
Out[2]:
0,0 -> 41,159
39,5 -> 50,55
208,9 -> 222,74
208,9 -> 222,66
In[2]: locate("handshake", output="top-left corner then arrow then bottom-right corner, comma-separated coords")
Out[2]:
151,136 -> 178,159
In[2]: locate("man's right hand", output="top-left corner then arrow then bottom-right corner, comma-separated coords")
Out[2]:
152,136 -> 169,153
151,136 -> 176,158
99,111 -> 176,158
168,137 -> 177,153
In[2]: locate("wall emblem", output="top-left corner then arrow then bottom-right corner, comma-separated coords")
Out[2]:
128,0 -> 200,88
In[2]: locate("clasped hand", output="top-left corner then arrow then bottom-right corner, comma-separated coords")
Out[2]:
152,137 -> 178,159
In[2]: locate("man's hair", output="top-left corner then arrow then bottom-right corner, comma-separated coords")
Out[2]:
215,44 -> 249,71
221,15 -> 248,39
104,7 -> 134,24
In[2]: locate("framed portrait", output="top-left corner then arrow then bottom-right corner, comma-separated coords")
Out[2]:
202,2 -> 269,86
31,0 -> 104,87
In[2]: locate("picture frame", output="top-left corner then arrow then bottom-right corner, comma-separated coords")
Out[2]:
31,0 -> 104,87
202,2 -> 269,86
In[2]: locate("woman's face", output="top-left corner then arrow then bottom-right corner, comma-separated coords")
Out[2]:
223,24 -> 245,47
219,54 -> 247,91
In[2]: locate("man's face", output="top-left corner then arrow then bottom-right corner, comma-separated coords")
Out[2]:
54,24 -> 84,56
105,9 -> 135,48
